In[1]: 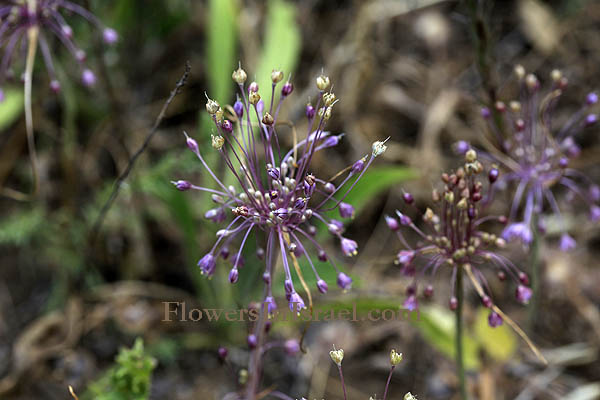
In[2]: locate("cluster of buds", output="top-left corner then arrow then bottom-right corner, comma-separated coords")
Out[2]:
460,66 -> 600,250
321,346 -> 414,400
0,0 -> 118,99
174,64 -> 387,314
387,150 -> 533,327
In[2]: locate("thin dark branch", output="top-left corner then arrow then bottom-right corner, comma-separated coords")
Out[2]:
88,61 -> 191,245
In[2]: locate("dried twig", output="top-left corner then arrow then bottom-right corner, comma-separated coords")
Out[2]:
88,61 -> 191,244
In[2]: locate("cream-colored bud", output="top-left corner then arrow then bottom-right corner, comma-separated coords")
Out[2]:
525,73 -> 539,90
444,191 -> 454,203
271,69 -> 284,83
323,92 -> 336,107
232,67 -> 247,84
514,64 -> 525,80
329,346 -> 344,366
316,74 -> 330,91
457,197 -> 468,210
465,149 -> 477,163
211,134 -> 224,150
372,138 -> 389,157
262,112 -> 274,125
390,349 -> 403,366
238,369 -> 248,384
550,69 -> 562,82
249,91 -> 261,105
215,107 -> 224,123
404,392 -> 417,400
509,101 -> 521,112
206,97 -> 220,114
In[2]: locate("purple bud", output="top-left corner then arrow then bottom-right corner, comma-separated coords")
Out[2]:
403,295 -> 418,311
518,272 -> 529,286
256,248 -> 265,261
0,88 -> 4,103
591,205 -> 600,222
303,180 -> 315,197
454,140 -> 470,155
385,215 -> 399,231
396,211 -> 412,226
488,311 -> 503,328
586,92 -> 598,105
351,158 -> 365,174
403,192 -> 414,205
481,107 -> 491,119
220,246 -> 230,260
559,233 -> 576,252
281,82 -> 293,97
324,182 -> 336,193
50,80 -> 61,93
185,133 -> 199,152
396,250 -> 414,266
62,25 -> 73,39
288,292 -> 305,313
257,99 -> 265,114
284,339 -> 300,355
481,295 -> 492,308
467,207 -> 476,220
275,208 -> 289,220
336,272 -> 352,290
76,50 -> 87,62
198,253 -> 216,276
268,167 -> 280,180
424,285 -> 434,297
81,69 -> 96,87
103,28 -> 118,44
262,272 -> 271,284
488,168 -> 499,183
222,119 -> 233,133
264,296 -> 277,315
502,222 -> 533,245
234,100 -> 244,117
318,250 -> 327,262
340,237 -> 358,256
308,225 -> 317,236
173,180 -> 192,191
306,104 -> 316,119
497,271 -> 506,281
249,82 -> 259,93
339,202 -> 355,218
449,297 -> 458,311
405,285 -> 416,296
585,114 -> 598,126
328,219 -> 344,235
516,285 -> 533,304
247,334 -> 257,349
316,279 -> 328,294
228,268 -> 239,283
559,157 -> 569,168
218,347 -> 228,359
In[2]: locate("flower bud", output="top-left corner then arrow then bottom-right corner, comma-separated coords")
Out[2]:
212,135 -> 225,150
282,82 -> 293,97
271,69 -> 284,83
172,180 -> 192,191
206,97 -> 220,114
390,349 -> 403,366
262,112 -> 274,125
232,66 -> 247,84
222,120 -> 233,133
329,347 -> 344,366
316,74 -> 330,91
249,91 -> 261,105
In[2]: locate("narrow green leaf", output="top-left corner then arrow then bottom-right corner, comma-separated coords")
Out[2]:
207,0 -> 238,103
341,166 -> 418,214
256,0 -> 301,101
0,88 -> 24,131
473,307 -> 517,362
416,305 -> 480,369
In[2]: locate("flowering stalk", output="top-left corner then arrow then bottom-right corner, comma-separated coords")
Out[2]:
455,264 -> 467,400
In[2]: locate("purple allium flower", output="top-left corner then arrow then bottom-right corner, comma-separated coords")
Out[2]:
218,346 -> 228,360
336,272 -> 352,290
171,180 -> 192,191
559,233 -> 576,252
198,253 -> 217,276
284,339 -> 300,355
247,334 -> 258,349
288,292 -> 306,313
264,296 -> 277,315
228,268 -> 239,283
0,1 -> 116,94
477,67 -> 600,249
385,215 -> 400,231
176,67 -> 386,312
488,311 -> 503,328
392,151 -> 532,311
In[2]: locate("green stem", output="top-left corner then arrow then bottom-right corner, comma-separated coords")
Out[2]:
455,265 -> 468,400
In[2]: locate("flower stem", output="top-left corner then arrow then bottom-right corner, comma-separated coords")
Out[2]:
382,365 -> 395,400
528,221 -> 540,329
455,265 -> 468,400
337,365 -> 347,400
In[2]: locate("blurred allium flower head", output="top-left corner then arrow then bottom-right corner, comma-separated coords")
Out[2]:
175,64 -> 387,313
460,65 -> 599,250
0,0 -> 118,98
388,150 -> 532,326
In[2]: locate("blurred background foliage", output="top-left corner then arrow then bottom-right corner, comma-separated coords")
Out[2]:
1,0 -> 600,399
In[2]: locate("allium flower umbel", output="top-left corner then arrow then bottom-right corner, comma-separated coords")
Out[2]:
464,66 -> 599,249
388,150 -> 533,326
0,0 -> 118,97
175,65 -> 386,312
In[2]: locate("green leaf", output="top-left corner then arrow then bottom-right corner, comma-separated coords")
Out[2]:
341,166 -> 418,214
255,0 -> 301,101
0,88 -> 24,131
473,307 -> 517,362
0,208 -> 44,245
207,0 -> 238,103
416,305 -> 480,369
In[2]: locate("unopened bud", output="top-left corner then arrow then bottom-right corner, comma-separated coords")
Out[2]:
262,112 -> 274,125
329,347 -> 344,366
316,74 -> 330,91
465,149 -> 477,163
249,91 -> 261,105
232,66 -> 247,84
271,69 -> 284,83
212,135 -> 225,150
390,349 -> 403,366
